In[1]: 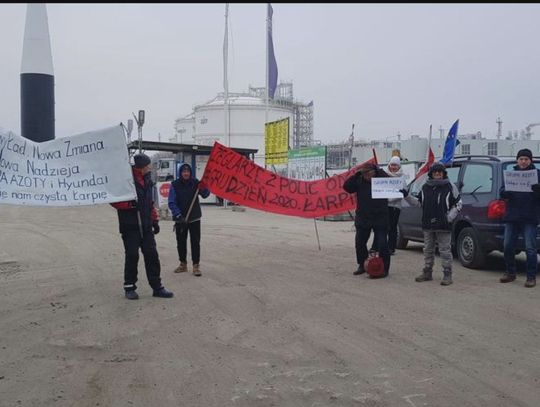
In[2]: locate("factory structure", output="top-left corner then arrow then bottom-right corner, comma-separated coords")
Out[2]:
170,82 -> 314,167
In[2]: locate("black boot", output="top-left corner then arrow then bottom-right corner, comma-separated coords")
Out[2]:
415,268 -> 433,282
353,265 -> 365,275
153,287 -> 174,298
125,290 -> 139,300
441,269 -> 453,286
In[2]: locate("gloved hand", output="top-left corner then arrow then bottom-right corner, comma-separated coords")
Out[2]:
399,188 -> 409,198
500,190 -> 511,199
531,184 -> 540,193
152,222 -> 160,235
174,215 -> 187,225
130,200 -> 138,209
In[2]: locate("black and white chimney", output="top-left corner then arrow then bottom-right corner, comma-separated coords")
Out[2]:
21,3 -> 55,142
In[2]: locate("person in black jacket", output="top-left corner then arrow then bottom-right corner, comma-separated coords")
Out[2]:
499,148 -> 540,288
343,163 -> 391,278
168,163 -> 210,276
110,153 -> 173,300
402,162 -> 462,286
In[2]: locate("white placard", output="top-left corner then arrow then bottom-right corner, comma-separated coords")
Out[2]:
157,181 -> 171,207
503,170 -> 538,192
0,125 -> 136,206
372,177 -> 405,199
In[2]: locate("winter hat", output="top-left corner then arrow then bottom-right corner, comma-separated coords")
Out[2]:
428,162 -> 447,178
133,153 -> 151,168
516,148 -> 533,161
389,156 -> 401,167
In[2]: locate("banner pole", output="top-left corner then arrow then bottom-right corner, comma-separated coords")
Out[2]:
314,219 -> 321,251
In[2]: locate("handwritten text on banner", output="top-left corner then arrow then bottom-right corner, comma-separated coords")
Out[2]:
201,142 -> 376,218
503,170 -> 538,192
0,126 -> 136,206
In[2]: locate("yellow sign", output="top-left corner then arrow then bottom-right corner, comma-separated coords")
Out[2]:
265,117 -> 289,165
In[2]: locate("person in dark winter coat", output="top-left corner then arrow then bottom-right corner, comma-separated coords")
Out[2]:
402,162 -> 462,286
343,163 -> 391,278
110,153 -> 173,300
499,148 -> 540,288
168,163 -> 210,276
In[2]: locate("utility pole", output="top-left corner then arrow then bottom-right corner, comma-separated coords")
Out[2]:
496,117 -> 503,140
132,110 -> 145,154
439,126 -> 445,139
348,124 -> 355,170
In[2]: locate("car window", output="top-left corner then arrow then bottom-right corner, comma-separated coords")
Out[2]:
408,166 -> 461,196
461,164 -> 493,194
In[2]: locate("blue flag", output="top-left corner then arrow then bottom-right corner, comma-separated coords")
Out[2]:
267,4 -> 278,99
440,119 -> 460,164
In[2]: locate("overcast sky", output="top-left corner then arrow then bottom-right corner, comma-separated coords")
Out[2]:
1,3 -> 539,143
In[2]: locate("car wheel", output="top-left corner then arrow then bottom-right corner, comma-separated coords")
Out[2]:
396,224 -> 408,249
457,227 -> 486,269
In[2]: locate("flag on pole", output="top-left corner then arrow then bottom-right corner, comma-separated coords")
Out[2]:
267,4 -> 278,99
415,147 -> 435,180
223,4 -> 229,92
440,119 -> 460,165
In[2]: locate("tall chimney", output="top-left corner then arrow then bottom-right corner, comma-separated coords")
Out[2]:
21,3 -> 55,142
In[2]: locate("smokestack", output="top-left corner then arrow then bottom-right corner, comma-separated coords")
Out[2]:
21,4 -> 55,142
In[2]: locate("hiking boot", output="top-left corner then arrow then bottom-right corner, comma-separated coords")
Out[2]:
153,287 -> 174,298
500,273 -> 516,283
353,265 -> 365,275
193,264 -> 201,277
441,270 -> 453,286
174,262 -> 188,273
524,279 -> 536,288
415,268 -> 433,282
125,290 -> 139,300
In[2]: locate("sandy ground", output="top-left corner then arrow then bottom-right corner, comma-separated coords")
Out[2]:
0,204 -> 539,407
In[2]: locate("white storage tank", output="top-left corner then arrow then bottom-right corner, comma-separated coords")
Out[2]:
193,94 -> 294,166
171,113 -> 196,143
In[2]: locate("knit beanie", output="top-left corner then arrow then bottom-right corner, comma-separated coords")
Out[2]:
516,148 -> 533,161
133,153 -> 151,168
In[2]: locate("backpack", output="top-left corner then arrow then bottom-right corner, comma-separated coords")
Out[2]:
364,250 -> 385,278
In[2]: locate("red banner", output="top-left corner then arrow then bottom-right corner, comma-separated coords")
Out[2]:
201,142 -> 376,218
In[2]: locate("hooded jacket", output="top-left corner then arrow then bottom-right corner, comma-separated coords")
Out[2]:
168,163 -> 210,222
405,175 -> 462,231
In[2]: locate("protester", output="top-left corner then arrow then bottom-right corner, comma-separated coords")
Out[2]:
110,153 -> 174,300
168,163 -> 210,277
499,148 -> 540,288
343,163 -> 391,278
401,162 -> 462,286
385,156 -> 407,255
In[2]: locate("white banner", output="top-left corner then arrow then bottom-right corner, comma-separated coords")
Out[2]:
503,170 -> 538,192
371,177 -> 405,199
0,125 -> 136,206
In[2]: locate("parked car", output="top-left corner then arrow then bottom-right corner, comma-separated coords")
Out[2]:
397,155 -> 540,269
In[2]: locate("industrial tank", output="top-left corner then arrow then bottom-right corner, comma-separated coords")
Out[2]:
193,94 -> 294,165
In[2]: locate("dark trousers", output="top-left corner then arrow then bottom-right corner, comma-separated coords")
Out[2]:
121,230 -> 162,291
356,224 -> 391,275
175,220 -> 201,264
387,207 -> 401,252
503,221 -> 538,280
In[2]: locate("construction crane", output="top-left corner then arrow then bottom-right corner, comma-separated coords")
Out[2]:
525,123 -> 540,139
